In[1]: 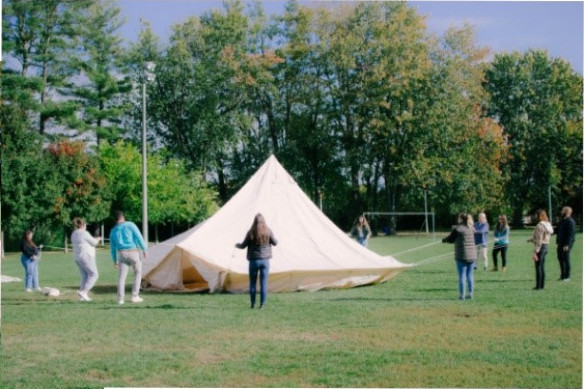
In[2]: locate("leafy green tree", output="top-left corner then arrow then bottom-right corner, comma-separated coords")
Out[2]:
144,1 -> 249,185
98,141 -> 219,235
2,0 -> 90,134
224,1 -> 287,197
420,25 -> 506,219
483,50 -> 583,225
268,2 -> 345,211
121,20 -> 162,146
345,2 -> 431,225
98,141 -> 143,221
45,140 -> 110,229
0,104 -> 61,248
65,0 -> 132,144
147,152 -> 218,241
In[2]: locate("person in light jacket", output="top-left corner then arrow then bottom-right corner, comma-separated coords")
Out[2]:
71,217 -> 101,301
109,211 -> 147,305
236,213 -> 278,309
528,209 -> 554,290
474,212 -> 490,270
442,213 -> 477,300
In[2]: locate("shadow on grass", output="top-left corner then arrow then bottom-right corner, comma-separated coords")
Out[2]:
62,284 -> 120,294
408,269 -> 449,274
327,294 -> 451,303
476,279 -> 526,283
64,284 -> 212,295
1,298 -> 86,306
64,284 -> 192,294
97,303 -> 195,310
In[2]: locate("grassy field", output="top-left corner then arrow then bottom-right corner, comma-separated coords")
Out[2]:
0,230 -> 581,388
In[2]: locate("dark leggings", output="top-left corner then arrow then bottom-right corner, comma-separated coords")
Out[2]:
492,244 -> 508,268
534,244 -> 548,289
557,245 -> 572,280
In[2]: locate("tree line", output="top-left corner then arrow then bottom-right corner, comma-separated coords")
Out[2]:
1,0 -> 582,249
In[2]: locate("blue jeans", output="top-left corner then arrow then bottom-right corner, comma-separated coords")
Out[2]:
456,260 -> 474,299
535,244 -> 548,289
249,259 -> 270,307
21,255 -> 39,290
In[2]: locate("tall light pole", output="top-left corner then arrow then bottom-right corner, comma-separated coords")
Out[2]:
142,61 -> 155,243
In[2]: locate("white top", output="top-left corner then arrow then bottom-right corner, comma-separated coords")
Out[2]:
71,229 -> 99,261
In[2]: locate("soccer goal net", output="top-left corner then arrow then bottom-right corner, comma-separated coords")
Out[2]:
363,212 -> 435,238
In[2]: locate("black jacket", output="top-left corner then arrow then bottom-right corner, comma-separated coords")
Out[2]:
556,217 -> 576,248
21,241 -> 39,258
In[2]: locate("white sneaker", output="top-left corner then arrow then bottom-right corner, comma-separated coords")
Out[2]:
131,296 -> 143,303
25,288 -> 32,293
78,290 -> 92,302
118,299 -> 124,305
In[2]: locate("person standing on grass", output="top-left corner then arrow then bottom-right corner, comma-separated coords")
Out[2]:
474,212 -> 490,270
528,209 -> 554,290
236,213 -> 278,309
20,230 -> 43,292
442,213 -> 477,300
350,215 -> 371,247
492,215 -> 510,272
109,211 -> 147,305
556,206 -> 575,282
71,217 -> 101,302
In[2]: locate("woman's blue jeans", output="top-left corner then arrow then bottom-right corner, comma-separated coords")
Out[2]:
456,260 -> 474,299
21,255 -> 39,290
249,259 -> 270,307
534,244 -> 548,289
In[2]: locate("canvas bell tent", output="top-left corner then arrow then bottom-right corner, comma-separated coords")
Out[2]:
142,155 -> 410,293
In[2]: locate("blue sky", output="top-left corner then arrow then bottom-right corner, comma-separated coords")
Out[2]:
117,1 -> 584,74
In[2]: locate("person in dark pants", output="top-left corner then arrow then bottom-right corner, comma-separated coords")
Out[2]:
556,206 -> 576,281
529,209 -> 554,290
236,213 -> 278,309
492,215 -> 510,272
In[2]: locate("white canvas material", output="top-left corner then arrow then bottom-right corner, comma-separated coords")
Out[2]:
142,155 -> 410,293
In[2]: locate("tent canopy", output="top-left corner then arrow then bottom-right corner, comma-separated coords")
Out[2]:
142,155 -> 409,293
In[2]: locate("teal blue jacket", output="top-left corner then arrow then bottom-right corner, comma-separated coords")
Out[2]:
109,221 -> 147,263
493,224 -> 509,246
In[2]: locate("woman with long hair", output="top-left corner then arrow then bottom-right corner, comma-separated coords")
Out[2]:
71,217 -> 101,301
474,212 -> 490,270
236,213 -> 278,309
442,213 -> 477,300
350,215 -> 371,247
529,209 -> 554,290
20,230 -> 42,292
492,215 -> 510,271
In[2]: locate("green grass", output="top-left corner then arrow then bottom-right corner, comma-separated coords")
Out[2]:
1,230 -> 581,388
